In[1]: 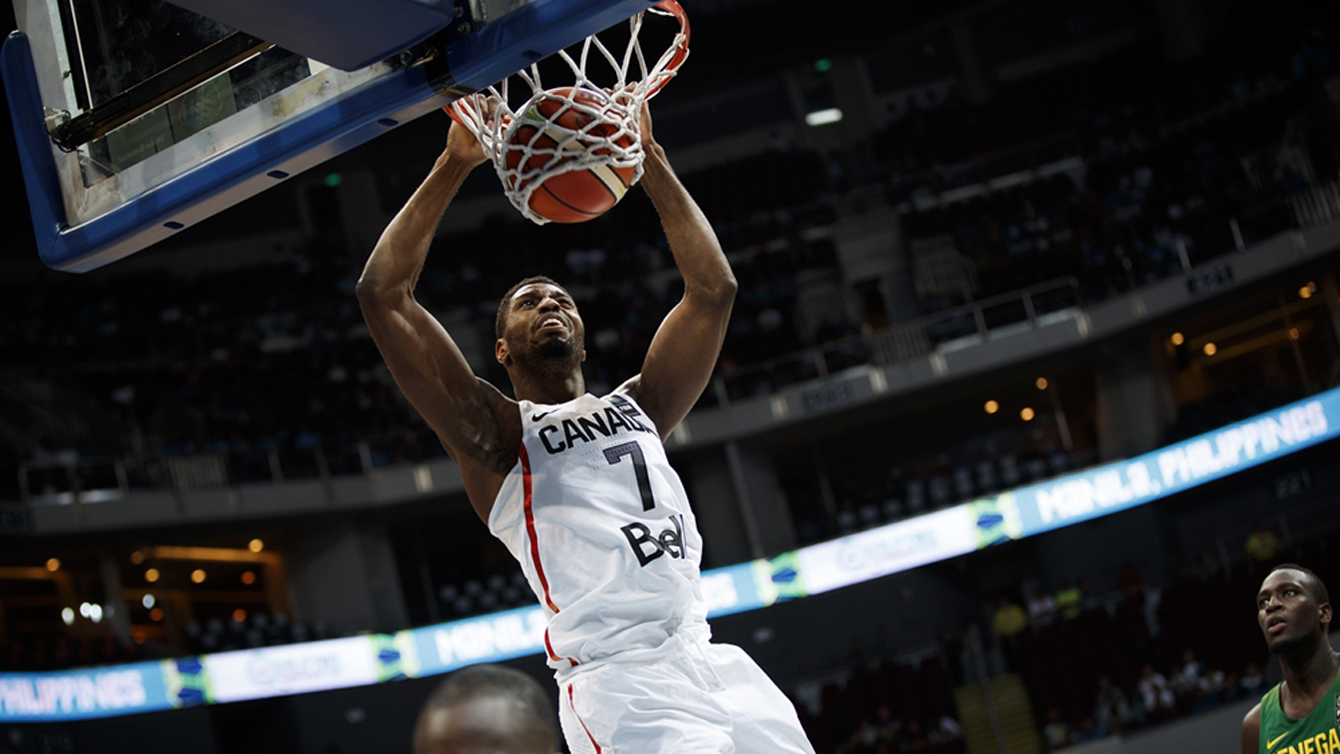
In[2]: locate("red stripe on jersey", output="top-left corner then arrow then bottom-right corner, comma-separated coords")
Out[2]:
520,443 -> 560,614
544,629 -> 576,667
523,442 -> 578,668
568,684 -> 603,753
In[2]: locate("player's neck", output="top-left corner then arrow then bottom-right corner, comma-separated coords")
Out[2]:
1280,643 -> 1339,696
510,368 -> 585,405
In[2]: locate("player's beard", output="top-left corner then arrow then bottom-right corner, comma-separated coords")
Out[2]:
536,337 -> 577,360
513,330 -> 584,374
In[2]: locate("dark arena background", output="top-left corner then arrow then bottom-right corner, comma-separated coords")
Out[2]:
3,1 -> 1340,752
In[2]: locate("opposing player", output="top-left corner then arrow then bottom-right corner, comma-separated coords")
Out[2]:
415,664 -> 560,754
357,101 -> 816,753
1240,564 -> 1339,754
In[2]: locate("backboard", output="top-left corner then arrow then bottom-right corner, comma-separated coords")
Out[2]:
2,0 -> 658,272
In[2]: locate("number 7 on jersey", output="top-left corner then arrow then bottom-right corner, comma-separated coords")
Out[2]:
604,441 -> 655,511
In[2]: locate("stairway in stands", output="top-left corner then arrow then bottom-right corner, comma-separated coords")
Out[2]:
955,674 -> 1043,754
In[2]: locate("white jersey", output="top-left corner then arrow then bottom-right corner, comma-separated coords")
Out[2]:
488,391 -> 709,671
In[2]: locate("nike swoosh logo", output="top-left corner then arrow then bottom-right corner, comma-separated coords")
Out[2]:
1267,732 -> 1290,750
531,411 -> 552,422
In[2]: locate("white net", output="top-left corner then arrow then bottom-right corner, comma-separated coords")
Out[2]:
449,0 -> 690,224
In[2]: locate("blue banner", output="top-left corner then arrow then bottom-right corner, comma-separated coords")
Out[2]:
1002,391 -> 1338,538
0,661 -> 173,722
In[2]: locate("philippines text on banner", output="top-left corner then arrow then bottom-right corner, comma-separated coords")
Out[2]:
0,662 -> 172,722
1004,390 -> 1338,537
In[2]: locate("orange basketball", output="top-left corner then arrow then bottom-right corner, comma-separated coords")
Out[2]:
504,87 -> 638,223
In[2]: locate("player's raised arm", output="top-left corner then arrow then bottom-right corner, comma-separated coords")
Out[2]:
356,108 -> 518,517
629,103 -> 737,439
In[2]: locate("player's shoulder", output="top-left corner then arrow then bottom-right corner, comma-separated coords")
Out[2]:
1240,698 -> 1262,754
1242,699 -> 1262,727
611,374 -> 643,403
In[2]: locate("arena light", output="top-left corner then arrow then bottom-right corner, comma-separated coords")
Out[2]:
60,607 -> 75,626
142,594 -> 155,609
1203,342 -> 1217,356
1170,332 -> 1185,346
45,558 -> 60,572
89,604 -> 103,623
984,400 -> 999,414
805,108 -> 843,126
1036,377 -> 1048,390
248,538 -> 264,553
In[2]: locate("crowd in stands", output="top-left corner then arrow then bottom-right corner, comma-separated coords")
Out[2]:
1,611 -> 332,671
787,635 -> 964,754
2,18 -> 1336,505
889,37 -> 1335,313
183,611 -> 330,655
787,422 -> 1078,547
993,530 -> 1334,750
2,632 -> 144,672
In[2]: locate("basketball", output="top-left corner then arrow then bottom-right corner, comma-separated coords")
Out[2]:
504,87 -> 638,223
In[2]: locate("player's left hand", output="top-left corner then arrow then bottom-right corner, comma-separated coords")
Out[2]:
637,100 -> 659,151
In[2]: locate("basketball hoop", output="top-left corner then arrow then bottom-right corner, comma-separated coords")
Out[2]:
448,0 -> 690,224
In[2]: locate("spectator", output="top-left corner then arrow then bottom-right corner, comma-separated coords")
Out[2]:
1245,522 -> 1282,563
1137,663 -> 1176,721
1092,675 -> 1138,736
1054,579 -> 1083,620
1027,585 -> 1058,625
992,595 -> 1028,671
1043,708 -> 1075,750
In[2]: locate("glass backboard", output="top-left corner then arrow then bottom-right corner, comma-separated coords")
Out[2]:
3,0 -> 657,271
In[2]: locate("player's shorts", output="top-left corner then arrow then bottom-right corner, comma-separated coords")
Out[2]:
556,630 -> 816,754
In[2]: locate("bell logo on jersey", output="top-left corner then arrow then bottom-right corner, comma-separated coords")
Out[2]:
621,514 -> 685,567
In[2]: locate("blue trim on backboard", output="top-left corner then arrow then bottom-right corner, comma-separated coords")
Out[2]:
2,32 -> 67,259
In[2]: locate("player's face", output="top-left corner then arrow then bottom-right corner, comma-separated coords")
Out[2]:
1256,569 -> 1331,653
416,697 -> 554,754
500,283 -> 586,366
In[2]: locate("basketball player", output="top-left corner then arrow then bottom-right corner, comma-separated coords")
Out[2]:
358,101 -> 816,753
415,664 -> 560,754
1239,564 -> 1339,754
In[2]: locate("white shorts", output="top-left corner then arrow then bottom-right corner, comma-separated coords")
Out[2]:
557,633 -> 816,754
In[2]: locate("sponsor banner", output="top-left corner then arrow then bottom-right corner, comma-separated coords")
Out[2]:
405,606 -> 547,676
796,506 -> 979,595
701,561 -> 773,617
204,636 -> 380,703
0,662 -> 171,721
1006,390 -> 1340,538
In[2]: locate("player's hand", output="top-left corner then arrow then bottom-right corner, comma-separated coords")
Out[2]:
638,100 -> 657,149
443,94 -> 497,168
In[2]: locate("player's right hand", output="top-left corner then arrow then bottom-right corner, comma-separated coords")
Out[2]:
443,94 -> 499,168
